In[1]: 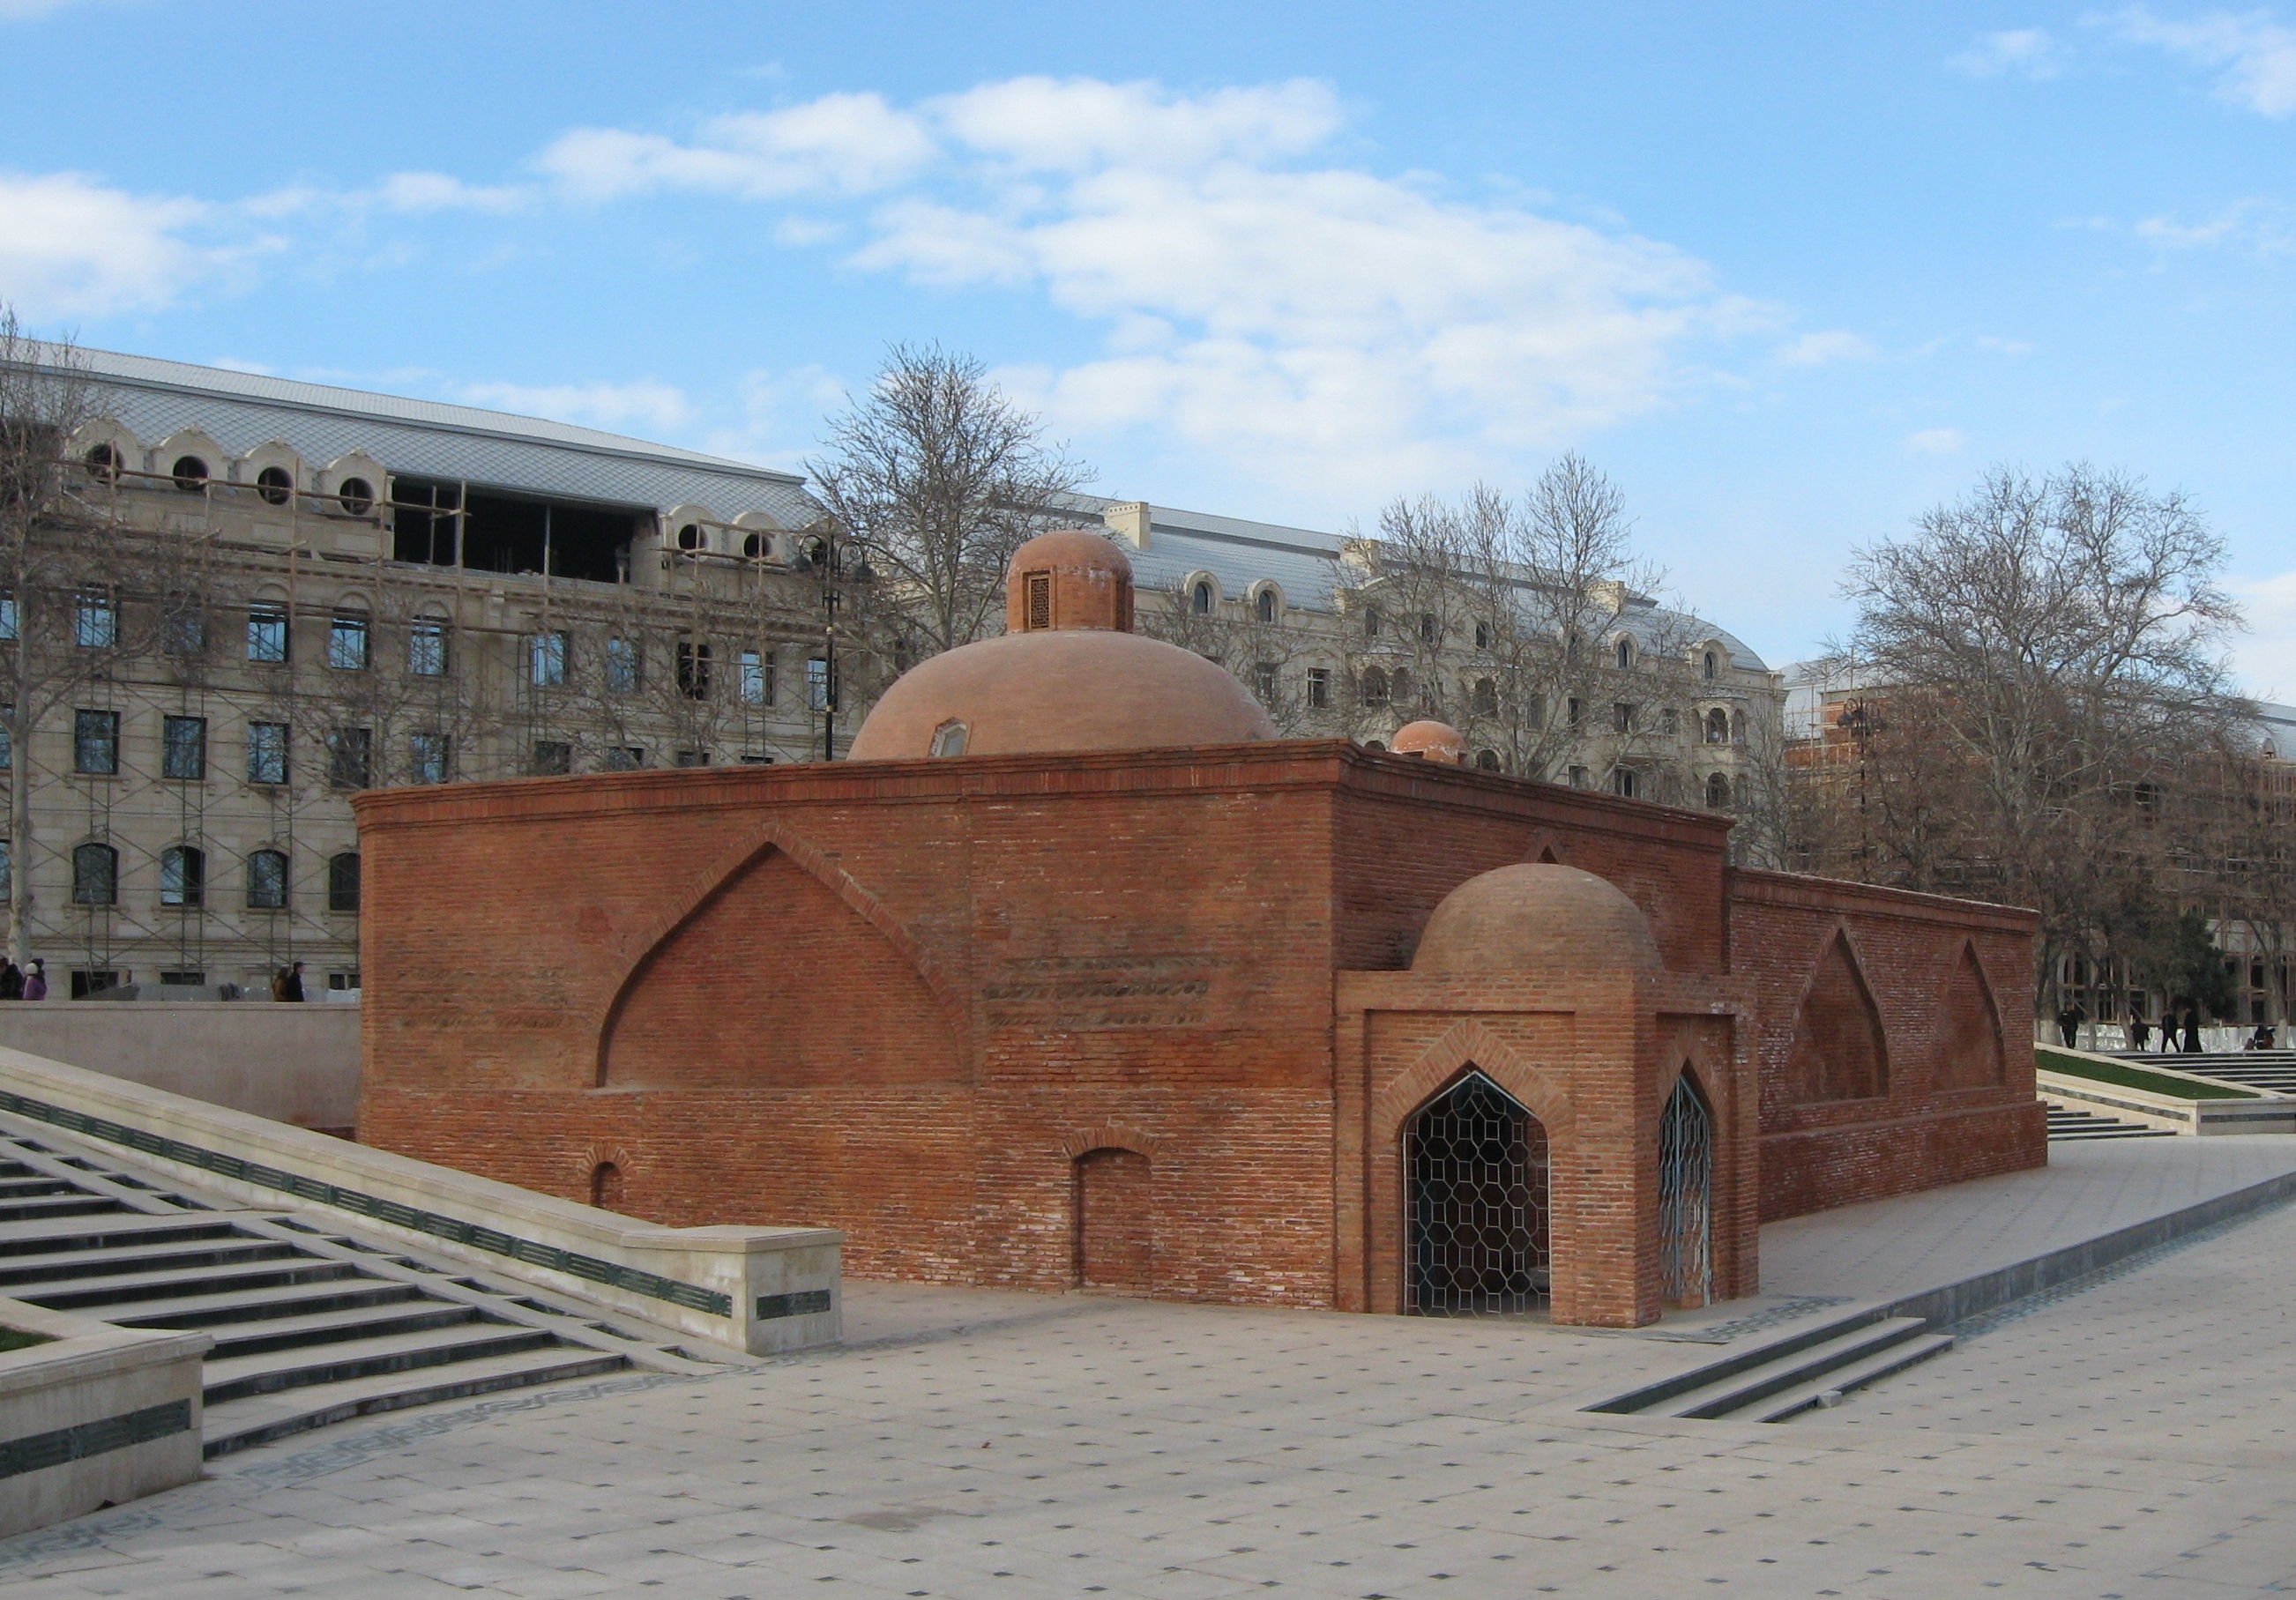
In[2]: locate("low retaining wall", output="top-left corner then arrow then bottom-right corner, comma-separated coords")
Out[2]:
0,1048 -> 840,1358
0,1299 -> 207,1538
2039,1072 -> 2296,1135
0,1004 -> 360,1130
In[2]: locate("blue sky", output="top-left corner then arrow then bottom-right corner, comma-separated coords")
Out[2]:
3,2 -> 2292,693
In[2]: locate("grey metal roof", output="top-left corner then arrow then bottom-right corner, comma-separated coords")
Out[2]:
1068,492 -> 1770,673
29,345 -> 816,524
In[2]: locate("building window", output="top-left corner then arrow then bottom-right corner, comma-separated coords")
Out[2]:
1256,589 -> 1277,623
607,636 -> 640,694
1191,581 -> 1212,614
1616,638 -> 1632,670
1703,650 -> 1718,681
327,612 -> 369,671
606,747 -> 644,771
1471,677 -> 1498,717
674,749 -> 710,769
1614,702 -> 1636,734
163,599 -> 204,657
408,619 -> 448,676
336,477 -> 376,517
255,465 -> 294,506
0,711 -> 13,770
806,658 -> 831,711
328,852 -> 360,913
1306,668 -> 1331,709
248,603 -> 288,663
247,721 -> 288,785
83,443 -> 120,481
1474,621 -> 1490,650
1026,571 -> 1051,629
1360,666 -> 1390,708
676,522 -> 704,552
170,455 -> 208,493
532,740 -> 572,777
410,731 -> 450,785
677,640 -> 713,700
247,848 -> 288,910
1420,613 -> 1438,644
74,592 -> 116,649
0,839 -> 10,900
326,726 -> 372,791
530,630 -> 570,688
162,715 -> 206,780
930,720 -> 968,757
71,842 -> 116,905
327,970 -> 360,992
1363,605 -> 1382,640
742,531 -> 768,559
1475,748 -> 1502,772
739,650 -> 770,705
1705,771 -> 1731,809
1566,697 -> 1582,728
1612,767 -> 1637,799
1255,662 -> 1278,703
0,595 -> 15,641
1731,709 -> 1747,744
1569,765 -> 1589,788
160,845 -> 205,908
1660,706 -> 1678,735
72,709 -> 118,775
1704,708 -> 1728,744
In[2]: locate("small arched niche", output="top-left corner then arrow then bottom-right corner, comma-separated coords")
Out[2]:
1784,931 -> 1888,1104
1936,941 -> 2005,1089
1073,1147 -> 1152,1290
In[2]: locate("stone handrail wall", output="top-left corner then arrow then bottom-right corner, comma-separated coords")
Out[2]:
0,1002 -> 361,1130
0,1047 -> 839,1357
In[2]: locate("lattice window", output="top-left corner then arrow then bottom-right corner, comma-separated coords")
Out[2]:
1658,1073 -> 1713,1308
1026,571 -> 1051,630
1405,1072 -> 1548,1316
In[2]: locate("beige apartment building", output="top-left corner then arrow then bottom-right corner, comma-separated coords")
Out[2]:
10,348 -> 1784,999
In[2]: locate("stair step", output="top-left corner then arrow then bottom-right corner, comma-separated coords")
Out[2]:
0,1178 -> 75,1199
23,1257 -> 357,1311
200,1346 -> 631,1458
108,1277 -> 422,1329
0,1237 -> 302,1288
201,1322 -> 562,1404
0,1216 -> 239,1258
1736,1333 -> 1957,1422
0,1195 -> 126,1223
1647,1317 -> 1934,1419
198,1300 -> 483,1361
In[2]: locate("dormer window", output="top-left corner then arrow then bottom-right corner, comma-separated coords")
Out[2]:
1025,571 -> 1052,630
256,466 -> 294,507
1192,581 -> 1212,615
1703,650 -> 1718,681
930,720 -> 969,757
171,456 -> 209,493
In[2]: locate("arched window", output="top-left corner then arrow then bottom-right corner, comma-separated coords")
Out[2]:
1611,767 -> 1637,799
1704,708 -> 1728,745
247,849 -> 288,911
1256,588 -> 1276,623
1363,605 -> 1382,640
170,455 -> 208,493
589,1162 -> 625,1209
328,852 -> 361,913
255,465 -> 294,507
1731,709 -> 1747,744
336,477 -> 375,517
1615,638 -> 1632,670
1702,650 -> 1718,681
1191,581 -> 1212,615
1360,666 -> 1390,707
676,523 -> 704,552
1471,677 -> 1498,717
160,845 -> 204,907
742,532 -> 767,559
1474,621 -> 1490,650
83,443 -> 120,482
1474,748 -> 1502,772
1657,1072 -> 1713,1308
1705,771 -> 1731,809
71,843 -> 116,906
1420,613 -> 1439,644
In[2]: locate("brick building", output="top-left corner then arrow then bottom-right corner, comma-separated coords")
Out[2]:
354,532 -> 2042,1328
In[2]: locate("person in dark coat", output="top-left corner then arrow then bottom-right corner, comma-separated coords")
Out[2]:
2181,1008 -> 2203,1053
278,961 -> 306,1002
2129,1016 -> 2151,1052
21,959 -> 46,1001
2055,1005 -> 2083,1047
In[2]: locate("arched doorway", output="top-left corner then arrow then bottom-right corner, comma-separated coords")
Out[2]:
1074,1148 -> 1152,1291
1405,1071 -> 1549,1315
1657,1071 -> 1712,1308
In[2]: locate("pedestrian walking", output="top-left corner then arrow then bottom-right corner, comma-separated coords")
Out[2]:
0,961 -> 21,1001
2055,1004 -> 2082,1047
22,960 -> 47,1001
2181,1008 -> 2203,1053
2129,1016 -> 2151,1052
273,960 -> 306,1002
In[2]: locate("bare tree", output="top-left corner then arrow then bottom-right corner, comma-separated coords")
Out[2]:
1808,462 -> 2251,1013
808,345 -> 1092,659
1135,576 -> 1320,734
0,313 -> 212,964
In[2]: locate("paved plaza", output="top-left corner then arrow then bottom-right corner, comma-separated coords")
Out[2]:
4,1142 -> 2296,1598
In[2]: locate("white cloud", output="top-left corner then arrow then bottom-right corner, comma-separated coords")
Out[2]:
2134,197 -> 2294,252
0,169 -> 220,318
1905,427 -> 1967,455
1776,330 -> 1876,368
931,76 -> 1343,173
376,171 -> 533,214
697,365 -> 848,471
536,92 -> 936,202
1952,27 -> 2066,78
451,379 -> 693,435
2105,5 -> 2296,115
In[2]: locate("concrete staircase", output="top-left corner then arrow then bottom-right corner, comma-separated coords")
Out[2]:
1584,1307 -> 1954,1424
2134,1052 -> 2296,1096
2045,1103 -> 2175,1142
0,1120 -> 717,1458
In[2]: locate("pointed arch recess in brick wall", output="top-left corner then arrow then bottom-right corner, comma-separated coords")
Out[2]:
1782,927 -> 1888,1104
1936,940 -> 2006,1090
1371,1018 -> 1577,1149
592,822 -> 965,1088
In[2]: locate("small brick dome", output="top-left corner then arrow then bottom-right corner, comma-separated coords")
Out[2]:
849,528 -> 1277,761
1391,720 -> 1468,763
1412,864 -> 1663,973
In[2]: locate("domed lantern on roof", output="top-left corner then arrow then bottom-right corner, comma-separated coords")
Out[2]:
847,530 -> 1278,761
1391,720 -> 1468,763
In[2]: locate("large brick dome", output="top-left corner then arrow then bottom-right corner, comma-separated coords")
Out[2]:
1412,863 -> 1664,973
848,528 -> 1278,761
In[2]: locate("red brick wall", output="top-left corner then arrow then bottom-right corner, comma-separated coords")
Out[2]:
1726,868 -> 2046,1219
